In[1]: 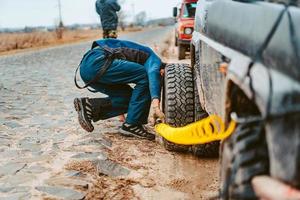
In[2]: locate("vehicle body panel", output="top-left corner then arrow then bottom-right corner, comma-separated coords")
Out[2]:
205,1 -> 300,81
192,0 -> 300,191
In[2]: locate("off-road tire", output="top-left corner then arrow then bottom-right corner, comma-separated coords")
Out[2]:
190,43 -> 195,67
191,69 -> 220,157
178,44 -> 186,60
220,121 -> 269,200
162,63 -> 194,152
191,93 -> 220,157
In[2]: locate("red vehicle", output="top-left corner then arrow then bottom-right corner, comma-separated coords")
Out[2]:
173,0 -> 198,60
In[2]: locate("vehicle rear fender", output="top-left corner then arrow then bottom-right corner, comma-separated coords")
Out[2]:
193,31 -> 300,119
227,60 -> 300,119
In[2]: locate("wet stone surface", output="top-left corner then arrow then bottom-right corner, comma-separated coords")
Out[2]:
35,186 -> 85,200
0,162 -> 27,177
71,152 -> 107,161
0,192 -> 31,200
64,170 -> 83,178
96,159 -> 130,177
0,28 -> 173,199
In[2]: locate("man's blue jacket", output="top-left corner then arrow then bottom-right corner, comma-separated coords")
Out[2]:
95,0 -> 121,30
89,39 -> 162,100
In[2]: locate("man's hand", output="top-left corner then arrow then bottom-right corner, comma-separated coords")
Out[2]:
149,99 -> 165,125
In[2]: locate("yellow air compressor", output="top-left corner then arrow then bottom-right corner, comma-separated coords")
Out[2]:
155,115 -> 236,145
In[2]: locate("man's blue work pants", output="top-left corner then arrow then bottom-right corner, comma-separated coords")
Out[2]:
80,54 -> 151,125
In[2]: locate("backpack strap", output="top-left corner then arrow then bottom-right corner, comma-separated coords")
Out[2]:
74,42 -> 125,90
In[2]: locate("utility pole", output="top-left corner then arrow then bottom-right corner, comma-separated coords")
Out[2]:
56,0 -> 63,39
58,0 -> 63,28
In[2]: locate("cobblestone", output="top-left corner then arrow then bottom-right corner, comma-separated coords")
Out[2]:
71,152 -> 107,161
0,192 -> 31,200
35,186 -> 85,200
0,162 -> 27,177
96,159 -> 130,177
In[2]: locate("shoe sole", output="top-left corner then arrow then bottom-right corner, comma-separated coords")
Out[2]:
119,128 -> 155,141
74,98 -> 94,132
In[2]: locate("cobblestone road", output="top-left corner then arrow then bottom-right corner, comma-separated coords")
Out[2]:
0,27 -> 173,200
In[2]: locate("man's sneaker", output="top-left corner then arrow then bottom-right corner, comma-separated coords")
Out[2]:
74,98 -> 94,132
120,123 -> 155,141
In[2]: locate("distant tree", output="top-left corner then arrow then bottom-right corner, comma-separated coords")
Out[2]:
24,26 -> 33,33
134,11 -> 147,27
117,0 -> 127,31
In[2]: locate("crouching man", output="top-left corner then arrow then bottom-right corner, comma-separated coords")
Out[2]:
74,39 -> 165,141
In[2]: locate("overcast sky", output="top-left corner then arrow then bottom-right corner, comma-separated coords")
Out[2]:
0,0 -> 181,28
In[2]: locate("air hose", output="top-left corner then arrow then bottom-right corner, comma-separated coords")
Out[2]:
155,115 -> 236,145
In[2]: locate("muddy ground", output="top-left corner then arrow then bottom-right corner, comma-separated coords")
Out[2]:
84,133 -> 219,200
0,27 -> 218,200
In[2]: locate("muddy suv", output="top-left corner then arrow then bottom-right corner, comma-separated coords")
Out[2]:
163,0 -> 300,199
173,0 -> 198,60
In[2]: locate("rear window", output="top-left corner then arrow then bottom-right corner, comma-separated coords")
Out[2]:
182,3 -> 197,18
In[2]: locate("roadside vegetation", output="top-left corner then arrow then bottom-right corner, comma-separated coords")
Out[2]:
0,28 -> 142,54
0,29 -> 98,53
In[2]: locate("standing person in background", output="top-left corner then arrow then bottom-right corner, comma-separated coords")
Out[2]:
96,0 -> 124,121
95,0 -> 121,39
